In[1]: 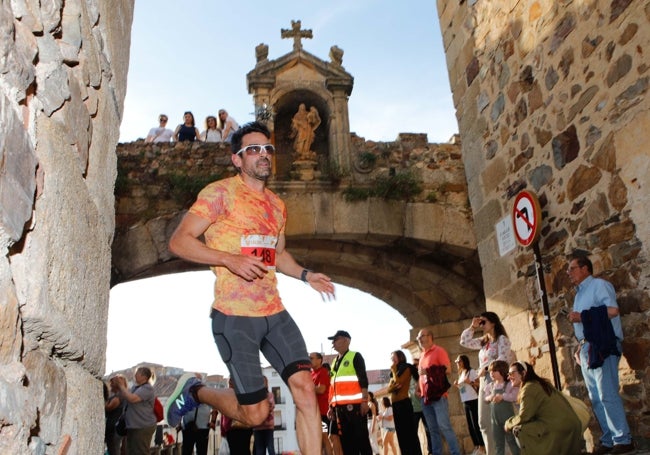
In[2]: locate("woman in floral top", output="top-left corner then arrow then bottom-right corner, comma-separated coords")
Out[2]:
460,312 -> 513,455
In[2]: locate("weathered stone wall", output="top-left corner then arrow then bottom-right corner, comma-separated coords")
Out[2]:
438,0 -> 650,445
0,0 -> 133,453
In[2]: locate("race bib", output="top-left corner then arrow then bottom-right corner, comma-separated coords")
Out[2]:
241,235 -> 277,269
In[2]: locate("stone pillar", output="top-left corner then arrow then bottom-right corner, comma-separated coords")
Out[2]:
329,87 -> 353,174
0,0 -> 134,452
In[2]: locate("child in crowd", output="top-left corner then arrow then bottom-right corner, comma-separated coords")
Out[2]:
484,360 -> 520,455
378,396 -> 397,455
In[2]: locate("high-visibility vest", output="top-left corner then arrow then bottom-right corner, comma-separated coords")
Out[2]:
329,351 -> 364,406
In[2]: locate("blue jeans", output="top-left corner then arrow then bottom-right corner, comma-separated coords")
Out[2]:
580,342 -> 631,446
421,397 -> 461,455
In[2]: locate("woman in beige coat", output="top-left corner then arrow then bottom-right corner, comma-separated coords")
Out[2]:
504,362 -> 583,455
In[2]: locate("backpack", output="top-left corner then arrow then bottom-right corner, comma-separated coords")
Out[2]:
154,397 -> 164,423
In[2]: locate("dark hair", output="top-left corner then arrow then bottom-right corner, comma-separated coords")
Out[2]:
381,396 -> 391,408
489,360 -> 510,381
457,354 -> 471,371
511,361 -> 554,396
136,366 -> 152,381
368,391 -> 379,411
480,311 -> 509,346
569,254 -> 593,274
231,121 -> 271,154
392,350 -> 407,364
183,111 -> 195,127
310,352 -> 323,360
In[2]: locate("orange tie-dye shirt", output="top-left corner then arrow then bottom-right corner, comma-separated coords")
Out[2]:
189,175 -> 286,316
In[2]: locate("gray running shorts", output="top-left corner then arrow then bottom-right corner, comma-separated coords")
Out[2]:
211,308 -> 311,405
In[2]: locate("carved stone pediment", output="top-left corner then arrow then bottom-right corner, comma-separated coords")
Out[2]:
248,48 -> 353,96
247,21 -> 355,180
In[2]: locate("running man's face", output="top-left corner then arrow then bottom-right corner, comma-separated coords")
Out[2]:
233,131 -> 273,181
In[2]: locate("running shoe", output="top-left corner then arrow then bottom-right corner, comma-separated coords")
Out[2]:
165,373 -> 201,427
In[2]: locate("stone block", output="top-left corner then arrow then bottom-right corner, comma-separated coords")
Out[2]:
332,194 -> 368,235
0,91 -> 37,243
405,202 -> 444,243
566,165 -> 602,201
472,198 -> 503,244
368,198 -> 405,237
481,156 -> 507,195
284,192 -> 317,236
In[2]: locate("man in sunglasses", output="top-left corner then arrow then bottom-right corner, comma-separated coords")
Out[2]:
166,121 -> 335,455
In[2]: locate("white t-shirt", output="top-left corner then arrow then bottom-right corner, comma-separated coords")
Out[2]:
380,407 -> 394,430
147,127 -> 174,143
458,368 -> 479,402
201,129 -> 222,142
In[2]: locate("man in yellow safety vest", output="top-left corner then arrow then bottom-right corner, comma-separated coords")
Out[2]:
327,330 -> 372,455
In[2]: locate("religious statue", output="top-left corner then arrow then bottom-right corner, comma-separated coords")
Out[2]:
290,104 -> 320,161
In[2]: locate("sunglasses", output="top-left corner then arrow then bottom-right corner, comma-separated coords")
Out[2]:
236,144 -> 275,156
479,320 -> 486,326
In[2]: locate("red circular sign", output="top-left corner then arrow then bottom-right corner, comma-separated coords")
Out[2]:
512,190 -> 542,247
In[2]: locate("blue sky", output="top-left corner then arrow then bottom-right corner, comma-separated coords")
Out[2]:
119,0 -> 457,143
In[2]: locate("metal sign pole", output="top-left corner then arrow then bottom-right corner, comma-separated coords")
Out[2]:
532,241 -> 562,389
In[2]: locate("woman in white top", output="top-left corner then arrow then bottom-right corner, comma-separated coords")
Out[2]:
218,109 -> 239,143
378,397 -> 397,455
200,115 -> 222,142
145,114 -> 174,143
455,354 -> 485,455
460,311 -> 513,455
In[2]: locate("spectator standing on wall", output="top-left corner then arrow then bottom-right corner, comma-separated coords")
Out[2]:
219,109 -> 240,143
174,111 -> 201,142
145,114 -> 174,143
201,115 -> 222,142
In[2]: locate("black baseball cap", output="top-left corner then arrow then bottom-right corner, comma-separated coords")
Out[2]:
328,330 -> 351,340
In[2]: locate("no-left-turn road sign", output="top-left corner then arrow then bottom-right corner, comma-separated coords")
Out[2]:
512,190 -> 542,247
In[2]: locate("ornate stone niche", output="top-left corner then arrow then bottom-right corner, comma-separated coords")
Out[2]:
247,20 -> 354,180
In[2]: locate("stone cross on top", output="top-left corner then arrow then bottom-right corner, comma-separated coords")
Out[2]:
281,20 -> 313,51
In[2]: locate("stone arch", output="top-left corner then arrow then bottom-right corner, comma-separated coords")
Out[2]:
113,214 -> 484,329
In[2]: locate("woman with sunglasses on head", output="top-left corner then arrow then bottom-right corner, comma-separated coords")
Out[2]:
504,361 -> 583,455
460,312 -> 513,455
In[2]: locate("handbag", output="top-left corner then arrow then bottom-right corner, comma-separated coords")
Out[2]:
115,414 -> 127,436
